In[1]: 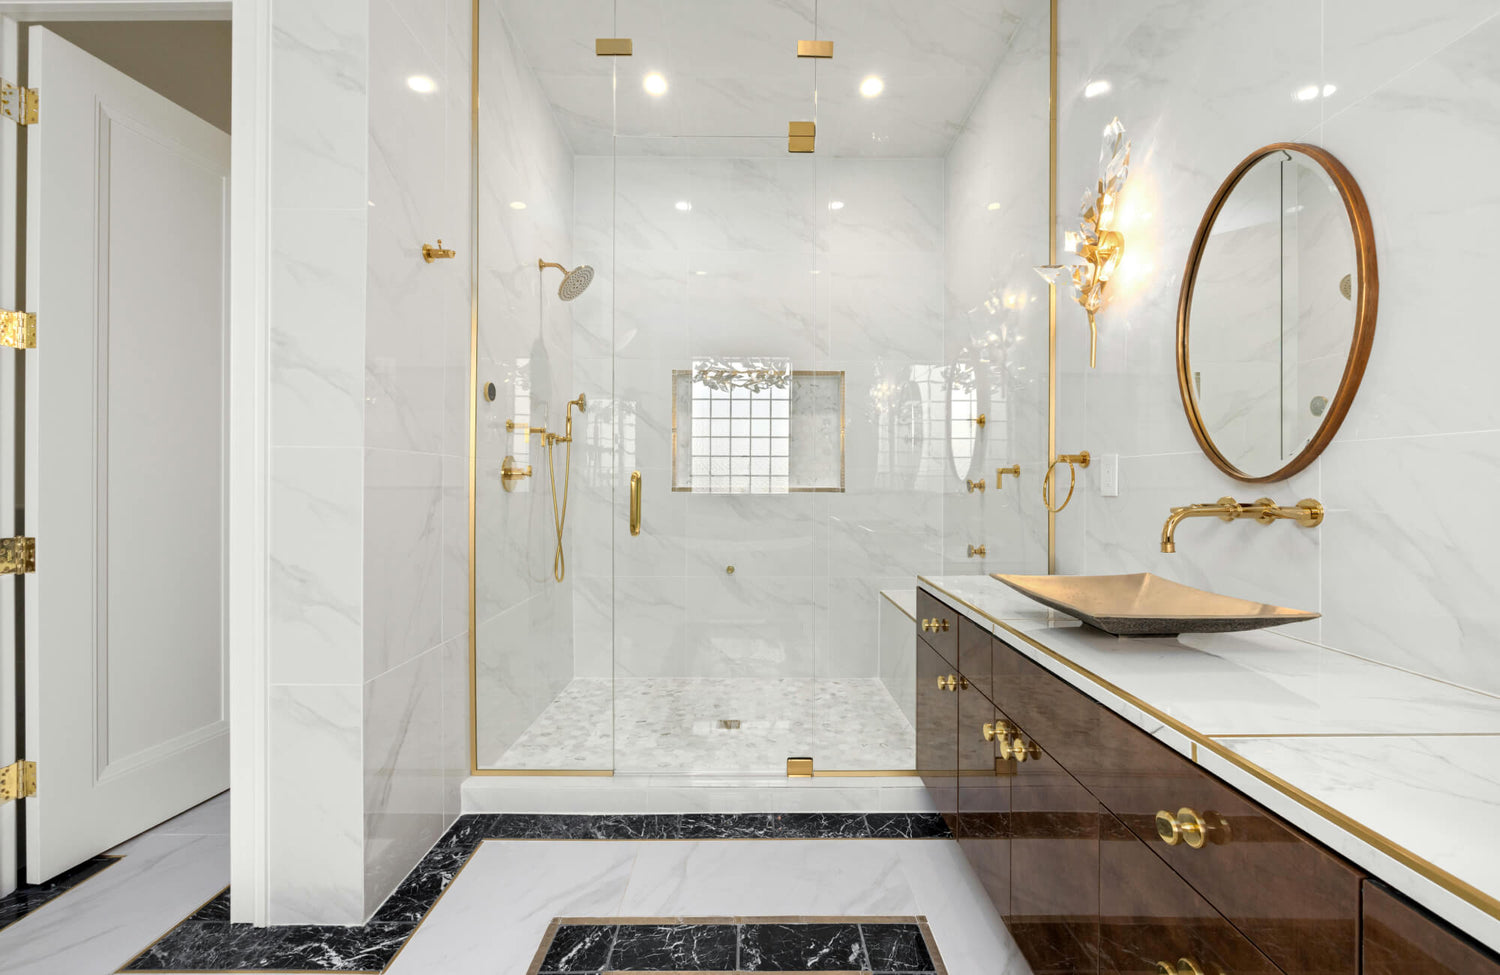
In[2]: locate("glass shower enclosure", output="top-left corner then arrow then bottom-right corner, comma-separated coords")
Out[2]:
473,0 -> 1051,777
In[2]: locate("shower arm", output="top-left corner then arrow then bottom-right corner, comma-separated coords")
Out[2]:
538,259 -> 567,273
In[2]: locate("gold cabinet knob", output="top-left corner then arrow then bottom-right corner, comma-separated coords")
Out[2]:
1155,808 -> 1225,849
936,618 -> 950,632
1155,809 -> 1183,846
1002,735 -> 1038,762
957,675 -> 970,690
920,618 -> 930,631
937,674 -> 957,691
983,722 -> 997,741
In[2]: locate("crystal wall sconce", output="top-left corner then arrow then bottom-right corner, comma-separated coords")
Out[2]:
1036,117 -> 1131,368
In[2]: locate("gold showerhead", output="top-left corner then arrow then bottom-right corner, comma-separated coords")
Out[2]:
538,259 -> 594,301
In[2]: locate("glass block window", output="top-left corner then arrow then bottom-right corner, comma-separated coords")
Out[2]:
673,361 -> 843,493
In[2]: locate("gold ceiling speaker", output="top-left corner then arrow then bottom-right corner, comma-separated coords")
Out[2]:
538,259 -> 594,301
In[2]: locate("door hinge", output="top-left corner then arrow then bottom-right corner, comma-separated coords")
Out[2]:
0,310 -> 36,349
0,79 -> 38,126
0,761 -> 37,803
0,536 -> 36,574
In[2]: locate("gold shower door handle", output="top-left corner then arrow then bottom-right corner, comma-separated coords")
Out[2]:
629,471 -> 642,536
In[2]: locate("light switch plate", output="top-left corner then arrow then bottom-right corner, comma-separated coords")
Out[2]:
1099,453 -> 1119,497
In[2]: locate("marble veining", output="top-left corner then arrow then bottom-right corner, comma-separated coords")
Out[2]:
536,921 -> 936,973
0,856 -> 119,933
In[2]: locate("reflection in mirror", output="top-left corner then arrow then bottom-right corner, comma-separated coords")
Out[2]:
945,352 -> 989,483
1181,144 -> 1375,481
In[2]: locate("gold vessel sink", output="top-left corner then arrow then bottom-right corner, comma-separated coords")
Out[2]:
991,572 -> 1319,636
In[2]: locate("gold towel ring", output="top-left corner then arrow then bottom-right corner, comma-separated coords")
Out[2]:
1042,451 -> 1091,513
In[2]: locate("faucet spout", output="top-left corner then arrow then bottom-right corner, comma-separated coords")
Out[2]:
1160,497 -> 1244,553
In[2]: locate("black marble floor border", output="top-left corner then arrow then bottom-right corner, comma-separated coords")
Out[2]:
119,813 -> 953,973
528,916 -> 947,975
0,854 -> 121,934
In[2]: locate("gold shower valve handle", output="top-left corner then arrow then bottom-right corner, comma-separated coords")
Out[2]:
500,456 -> 532,492
995,464 -> 1020,488
966,478 -> 986,493
422,239 -> 456,263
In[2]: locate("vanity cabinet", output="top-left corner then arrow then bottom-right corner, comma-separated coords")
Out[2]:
1362,881 -> 1500,975
915,639 -> 957,832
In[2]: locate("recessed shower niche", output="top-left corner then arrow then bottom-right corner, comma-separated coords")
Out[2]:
671,360 -> 845,494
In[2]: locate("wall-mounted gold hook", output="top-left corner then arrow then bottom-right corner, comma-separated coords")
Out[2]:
422,239 -> 456,263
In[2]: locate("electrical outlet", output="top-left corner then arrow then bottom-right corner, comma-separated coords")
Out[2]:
1099,453 -> 1119,497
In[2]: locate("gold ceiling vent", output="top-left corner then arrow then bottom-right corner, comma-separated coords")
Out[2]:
789,121 -> 815,153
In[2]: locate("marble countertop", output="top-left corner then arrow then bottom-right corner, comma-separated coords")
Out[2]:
917,574 -> 1500,951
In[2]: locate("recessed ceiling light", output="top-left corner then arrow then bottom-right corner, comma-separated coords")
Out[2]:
1083,79 -> 1111,98
828,201 -> 844,210
860,75 -> 884,98
1322,83 -> 1337,97
1294,84 -> 1320,102
675,200 -> 692,211
644,72 -> 668,96
407,75 -> 437,94
987,202 -> 1002,211
509,201 -> 526,210
694,270 -> 707,276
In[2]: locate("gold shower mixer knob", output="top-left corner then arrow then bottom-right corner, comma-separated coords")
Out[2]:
500,455 -> 532,492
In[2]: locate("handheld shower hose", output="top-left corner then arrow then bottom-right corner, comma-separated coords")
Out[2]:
548,393 -> 587,581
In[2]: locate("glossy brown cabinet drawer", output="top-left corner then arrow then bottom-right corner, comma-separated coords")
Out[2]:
1100,810 -> 1283,975
957,687 -> 1009,916
994,638 -> 1362,975
958,615 -> 993,700
1362,881 -> 1500,975
916,589 -> 958,666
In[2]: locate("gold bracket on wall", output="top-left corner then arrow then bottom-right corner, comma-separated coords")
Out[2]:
796,40 -> 833,58
0,309 -> 36,349
0,79 -> 38,125
788,121 -> 815,153
595,38 -> 633,56
0,760 -> 37,803
422,239 -> 456,263
996,464 -> 1020,488
0,537 -> 36,574
787,757 -> 814,777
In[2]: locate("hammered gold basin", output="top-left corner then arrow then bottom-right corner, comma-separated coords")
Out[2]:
992,572 -> 1319,636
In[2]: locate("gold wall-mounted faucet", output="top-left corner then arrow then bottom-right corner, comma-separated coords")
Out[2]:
1160,496 -> 1324,553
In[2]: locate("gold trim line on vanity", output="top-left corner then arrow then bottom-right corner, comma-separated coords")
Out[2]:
914,575 -> 1500,926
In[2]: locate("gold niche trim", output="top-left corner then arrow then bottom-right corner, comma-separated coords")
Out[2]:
0,309 -> 36,349
595,37 -> 633,56
797,39 -> 834,58
789,120 -> 815,153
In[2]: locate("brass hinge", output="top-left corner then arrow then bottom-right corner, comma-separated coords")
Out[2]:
0,536 -> 36,574
0,760 -> 37,803
788,121 -> 815,154
0,310 -> 36,349
0,79 -> 38,126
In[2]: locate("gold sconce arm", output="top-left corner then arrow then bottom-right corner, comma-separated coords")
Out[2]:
995,464 -> 1020,488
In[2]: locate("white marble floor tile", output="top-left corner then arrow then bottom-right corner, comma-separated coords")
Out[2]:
110,790 -> 231,853
389,839 -> 1024,975
0,832 -> 229,975
491,677 -> 914,773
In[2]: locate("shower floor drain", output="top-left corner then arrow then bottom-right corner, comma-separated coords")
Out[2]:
717,719 -> 741,730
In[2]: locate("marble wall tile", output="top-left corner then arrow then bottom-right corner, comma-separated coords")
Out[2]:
682,574 -> 819,679
270,0 -> 369,209
365,448 -> 445,676
364,648 -> 446,915
267,684 -> 365,926
440,634 -> 471,820
270,210 -> 367,448
270,447 -> 364,685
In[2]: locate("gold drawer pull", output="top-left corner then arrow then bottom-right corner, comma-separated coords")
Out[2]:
1154,808 -> 1229,849
937,674 -> 957,691
1000,734 -> 1040,762
921,617 -> 950,632
1155,960 -> 1205,975
983,722 -> 996,741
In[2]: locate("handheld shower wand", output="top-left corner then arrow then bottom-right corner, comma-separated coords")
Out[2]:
547,393 -> 587,581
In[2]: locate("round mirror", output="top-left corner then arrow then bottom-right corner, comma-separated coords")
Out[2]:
1177,143 -> 1377,482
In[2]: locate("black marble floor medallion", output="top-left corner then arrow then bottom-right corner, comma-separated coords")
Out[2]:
530,918 -> 942,974
0,854 -> 120,934
120,813 -> 951,973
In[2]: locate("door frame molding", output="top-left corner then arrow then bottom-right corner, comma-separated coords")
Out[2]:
0,0 -> 269,923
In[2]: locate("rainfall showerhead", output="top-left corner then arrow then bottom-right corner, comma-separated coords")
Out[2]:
538,259 -> 594,301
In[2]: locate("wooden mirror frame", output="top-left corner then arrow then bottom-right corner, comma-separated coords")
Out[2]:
1176,142 -> 1378,483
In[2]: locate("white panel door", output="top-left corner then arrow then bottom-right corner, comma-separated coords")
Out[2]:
23,25 -> 230,882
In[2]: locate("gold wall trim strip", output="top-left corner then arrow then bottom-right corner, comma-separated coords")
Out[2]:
595,37 -> 633,56
467,0 -> 481,776
879,590 -> 918,622
796,39 -> 834,58
1046,0 -> 1058,574
472,769 -> 616,777
915,576 -> 1500,926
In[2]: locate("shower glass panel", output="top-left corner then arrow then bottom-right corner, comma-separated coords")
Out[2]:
473,0 -> 1052,776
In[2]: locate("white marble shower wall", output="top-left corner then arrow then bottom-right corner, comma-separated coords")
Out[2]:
941,0 -> 1052,578
471,0 -> 580,766
569,153 -> 950,691
1052,1 -> 1500,693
